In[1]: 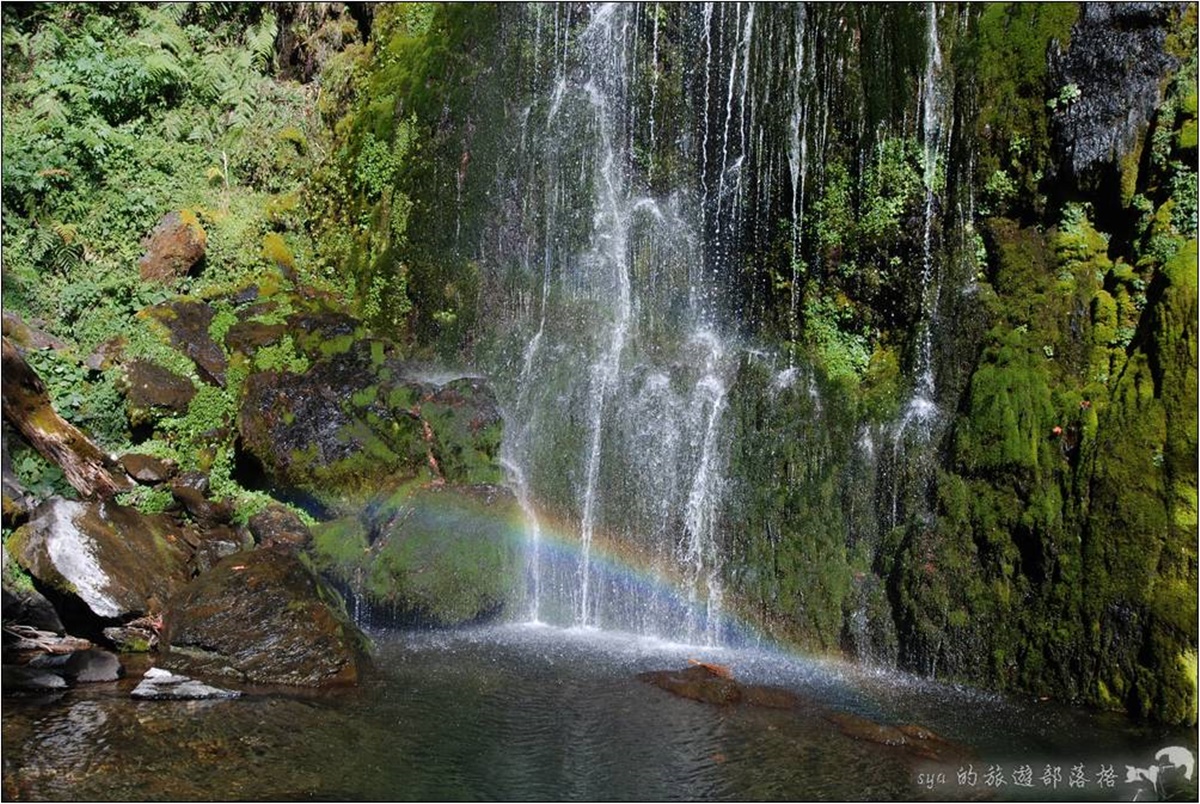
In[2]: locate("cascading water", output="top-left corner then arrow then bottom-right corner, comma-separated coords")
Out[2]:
495,4 -> 737,644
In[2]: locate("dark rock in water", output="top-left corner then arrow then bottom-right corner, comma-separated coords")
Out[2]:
824,711 -> 966,762
123,360 -> 196,421
119,453 -> 176,485
237,339 -> 503,510
9,497 -> 192,622
130,667 -> 240,700
142,300 -> 227,386
2,664 -> 68,692
137,210 -> 207,284
638,665 -> 744,706
311,483 -> 523,627
30,648 -> 122,682
2,542 -> 64,633
248,504 -> 311,551
164,550 -> 365,687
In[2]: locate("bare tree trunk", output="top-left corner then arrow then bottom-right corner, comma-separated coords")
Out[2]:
1,337 -> 132,499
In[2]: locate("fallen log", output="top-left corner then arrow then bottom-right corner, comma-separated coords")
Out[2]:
1,337 -> 132,498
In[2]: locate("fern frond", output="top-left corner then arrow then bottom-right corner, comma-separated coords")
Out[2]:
31,93 -> 69,130
245,9 -> 277,73
158,2 -> 192,26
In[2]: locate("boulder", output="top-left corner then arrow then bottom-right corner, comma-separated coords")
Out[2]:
137,210 -> 207,283
311,483 -> 524,627
247,504 -> 311,551
2,664 -> 68,693
223,319 -> 285,357
237,339 -> 503,510
102,624 -> 158,653
122,361 -> 196,422
118,453 -> 176,485
29,648 -> 121,682
2,543 -> 64,633
130,667 -> 240,700
163,550 -> 365,686
141,301 -> 227,386
9,497 -> 192,622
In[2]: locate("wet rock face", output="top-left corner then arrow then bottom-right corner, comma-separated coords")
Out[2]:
1050,3 -> 1184,183
138,210 -> 207,283
163,550 -> 365,687
237,340 -> 504,510
9,498 -> 192,622
310,483 -> 523,627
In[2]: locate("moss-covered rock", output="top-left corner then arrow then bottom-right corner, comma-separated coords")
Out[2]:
310,483 -> 524,627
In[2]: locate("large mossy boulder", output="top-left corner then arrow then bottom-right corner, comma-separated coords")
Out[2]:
237,339 -> 503,512
9,497 -> 193,622
137,210 -> 207,284
163,549 -> 366,687
311,483 -> 524,627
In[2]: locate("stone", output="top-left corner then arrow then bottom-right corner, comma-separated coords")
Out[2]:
2,543 -> 64,634
223,320 -> 285,357
189,525 -> 246,575
170,482 -> 233,526
237,338 -> 504,511
137,210 -> 207,283
310,483 -> 524,627
123,360 -> 196,421
130,667 -> 241,700
247,504 -> 311,551
9,497 -> 192,622
2,664 -> 68,692
84,337 -> 126,372
103,625 -> 158,653
164,550 -> 366,687
1,311 -> 68,352
119,453 -> 176,485
29,648 -> 122,682
142,300 -> 227,386
637,665 -> 744,706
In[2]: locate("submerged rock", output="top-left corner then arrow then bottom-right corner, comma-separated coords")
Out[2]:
130,667 -> 240,700
164,550 -> 365,687
138,210 -> 207,283
311,483 -> 523,627
2,664 -> 68,693
9,497 -> 192,622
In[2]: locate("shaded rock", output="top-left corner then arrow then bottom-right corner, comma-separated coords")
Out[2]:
188,524 -> 246,575
2,337 -> 133,498
119,453 -> 176,485
247,503 -> 311,551
2,543 -> 64,633
3,664 -> 68,692
137,210 -> 207,283
142,301 -> 227,386
9,497 -> 192,621
164,550 -> 365,686
2,427 -> 33,528
311,483 -> 523,627
223,319 -> 285,357
123,361 -> 196,423
130,667 -> 240,700
237,339 -> 503,510
30,648 -> 121,682
170,481 -> 233,527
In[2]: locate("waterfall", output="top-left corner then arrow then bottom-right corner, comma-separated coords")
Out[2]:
899,2 -> 946,437
496,4 -> 735,643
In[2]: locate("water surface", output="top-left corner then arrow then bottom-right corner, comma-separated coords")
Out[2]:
3,625 -> 1195,801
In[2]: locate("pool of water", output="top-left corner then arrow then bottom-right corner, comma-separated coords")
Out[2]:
3,624 -> 1196,801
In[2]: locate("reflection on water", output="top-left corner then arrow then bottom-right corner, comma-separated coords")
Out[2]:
3,625 -> 1196,801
